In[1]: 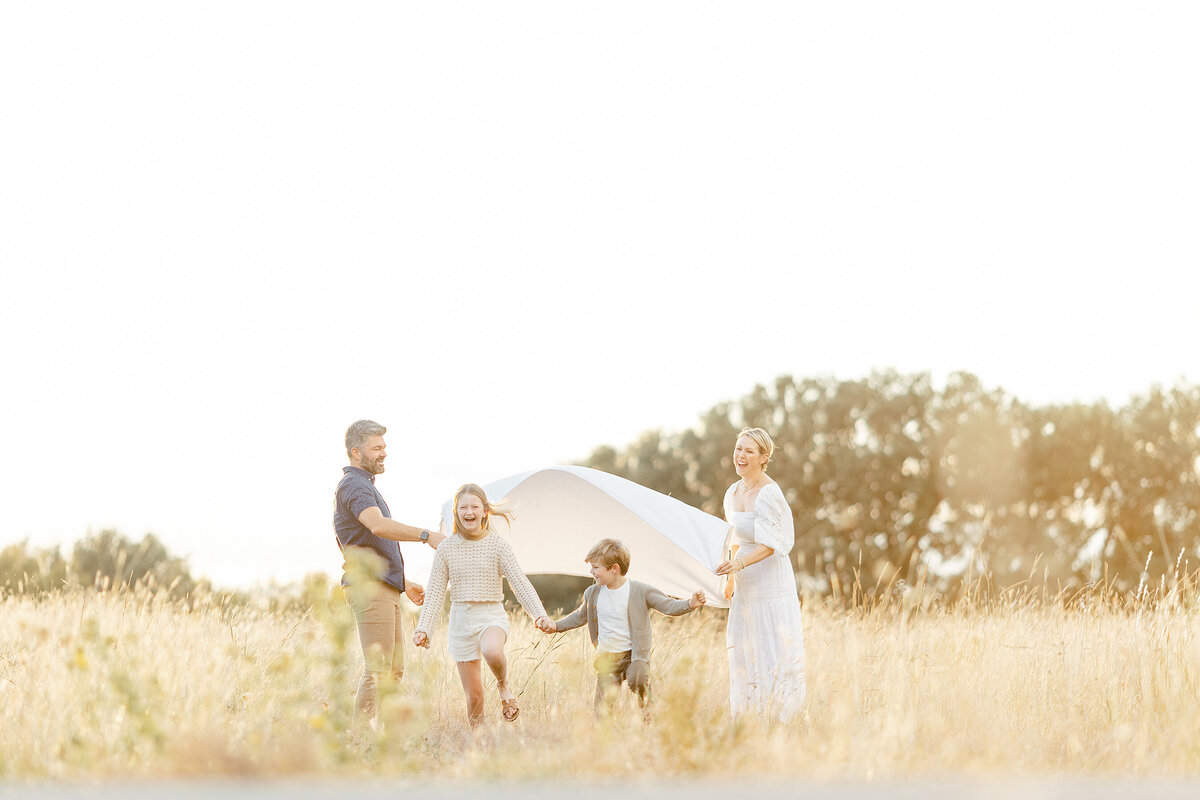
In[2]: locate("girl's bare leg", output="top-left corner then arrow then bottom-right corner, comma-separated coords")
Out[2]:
455,659 -> 486,727
479,626 -> 516,709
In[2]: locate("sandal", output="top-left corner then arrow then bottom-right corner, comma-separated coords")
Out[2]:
501,697 -> 520,722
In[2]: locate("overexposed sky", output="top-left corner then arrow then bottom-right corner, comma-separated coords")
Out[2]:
2,1 -> 1197,587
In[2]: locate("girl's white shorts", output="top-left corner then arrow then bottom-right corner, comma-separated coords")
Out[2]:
447,601 -> 510,662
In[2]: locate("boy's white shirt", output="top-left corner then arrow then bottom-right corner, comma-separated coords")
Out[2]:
596,580 -> 633,653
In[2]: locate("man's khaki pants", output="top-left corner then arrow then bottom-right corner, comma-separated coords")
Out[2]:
346,581 -> 404,721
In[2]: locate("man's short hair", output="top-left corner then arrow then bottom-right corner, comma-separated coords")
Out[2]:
345,420 -> 386,457
585,538 -> 631,576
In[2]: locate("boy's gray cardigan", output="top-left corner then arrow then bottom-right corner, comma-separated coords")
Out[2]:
553,580 -> 695,664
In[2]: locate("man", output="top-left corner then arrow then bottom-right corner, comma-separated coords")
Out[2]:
334,419 -> 445,725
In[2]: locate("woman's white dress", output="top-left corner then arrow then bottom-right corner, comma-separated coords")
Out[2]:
724,481 -> 806,721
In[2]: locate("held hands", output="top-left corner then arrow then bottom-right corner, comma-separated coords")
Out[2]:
412,631 -> 430,648
534,616 -> 556,634
689,590 -> 707,609
404,582 -> 425,606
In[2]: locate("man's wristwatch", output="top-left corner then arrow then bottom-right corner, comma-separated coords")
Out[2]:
420,530 -> 430,543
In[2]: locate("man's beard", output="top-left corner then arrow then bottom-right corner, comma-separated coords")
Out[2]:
364,457 -> 385,475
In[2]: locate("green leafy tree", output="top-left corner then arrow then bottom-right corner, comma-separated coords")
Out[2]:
583,371 -> 1200,596
70,529 -> 197,596
0,540 -> 68,595
1101,385 -> 1200,586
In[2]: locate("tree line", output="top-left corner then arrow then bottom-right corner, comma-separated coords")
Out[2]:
583,371 -> 1200,595
0,529 -> 199,597
6,371 -> 1196,602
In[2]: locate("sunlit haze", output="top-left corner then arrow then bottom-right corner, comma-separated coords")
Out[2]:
2,1 -> 1196,587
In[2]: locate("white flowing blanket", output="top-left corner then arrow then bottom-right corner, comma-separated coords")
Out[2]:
439,466 -> 730,609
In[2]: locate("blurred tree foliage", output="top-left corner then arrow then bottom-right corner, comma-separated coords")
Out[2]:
0,529 -> 199,597
583,371 -> 1200,594
6,373 -> 1197,601
510,574 -> 594,616
0,540 -> 68,595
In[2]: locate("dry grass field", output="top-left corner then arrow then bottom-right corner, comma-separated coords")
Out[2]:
3,577 -> 1200,781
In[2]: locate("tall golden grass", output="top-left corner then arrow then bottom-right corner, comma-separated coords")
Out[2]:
3,574 -> 1200,780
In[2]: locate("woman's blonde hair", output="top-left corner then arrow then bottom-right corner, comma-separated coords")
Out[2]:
452,483 -> 515,539
738,426 -> 776,466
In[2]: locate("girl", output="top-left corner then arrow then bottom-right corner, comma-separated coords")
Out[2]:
413,483 -> 553,725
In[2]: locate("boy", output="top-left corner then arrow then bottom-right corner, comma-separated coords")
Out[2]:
546,538 -> 705,709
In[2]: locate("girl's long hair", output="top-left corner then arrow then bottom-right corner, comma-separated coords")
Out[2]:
452,483 -> 515,539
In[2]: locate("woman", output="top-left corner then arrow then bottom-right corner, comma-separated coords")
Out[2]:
413,483 -> 553,726
715,427 -> 806,721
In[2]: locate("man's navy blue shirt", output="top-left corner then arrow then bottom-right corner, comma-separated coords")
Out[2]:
333,466 -> 406,591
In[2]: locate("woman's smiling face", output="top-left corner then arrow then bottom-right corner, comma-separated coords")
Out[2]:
734,435 -> 767,476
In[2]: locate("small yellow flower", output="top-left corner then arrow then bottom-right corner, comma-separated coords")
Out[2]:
70,647 -> 88,671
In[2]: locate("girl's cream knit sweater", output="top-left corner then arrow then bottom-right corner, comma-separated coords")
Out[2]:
416,533 -> 547,635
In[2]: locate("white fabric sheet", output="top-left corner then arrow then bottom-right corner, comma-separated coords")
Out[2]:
439,466 -> 730,608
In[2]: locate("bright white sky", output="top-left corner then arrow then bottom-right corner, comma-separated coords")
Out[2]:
2,2 -> 1197,588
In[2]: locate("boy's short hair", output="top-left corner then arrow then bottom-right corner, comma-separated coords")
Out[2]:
585,538 -> 631,576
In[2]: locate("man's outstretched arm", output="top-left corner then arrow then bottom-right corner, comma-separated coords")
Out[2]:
357,506 -> 445,547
